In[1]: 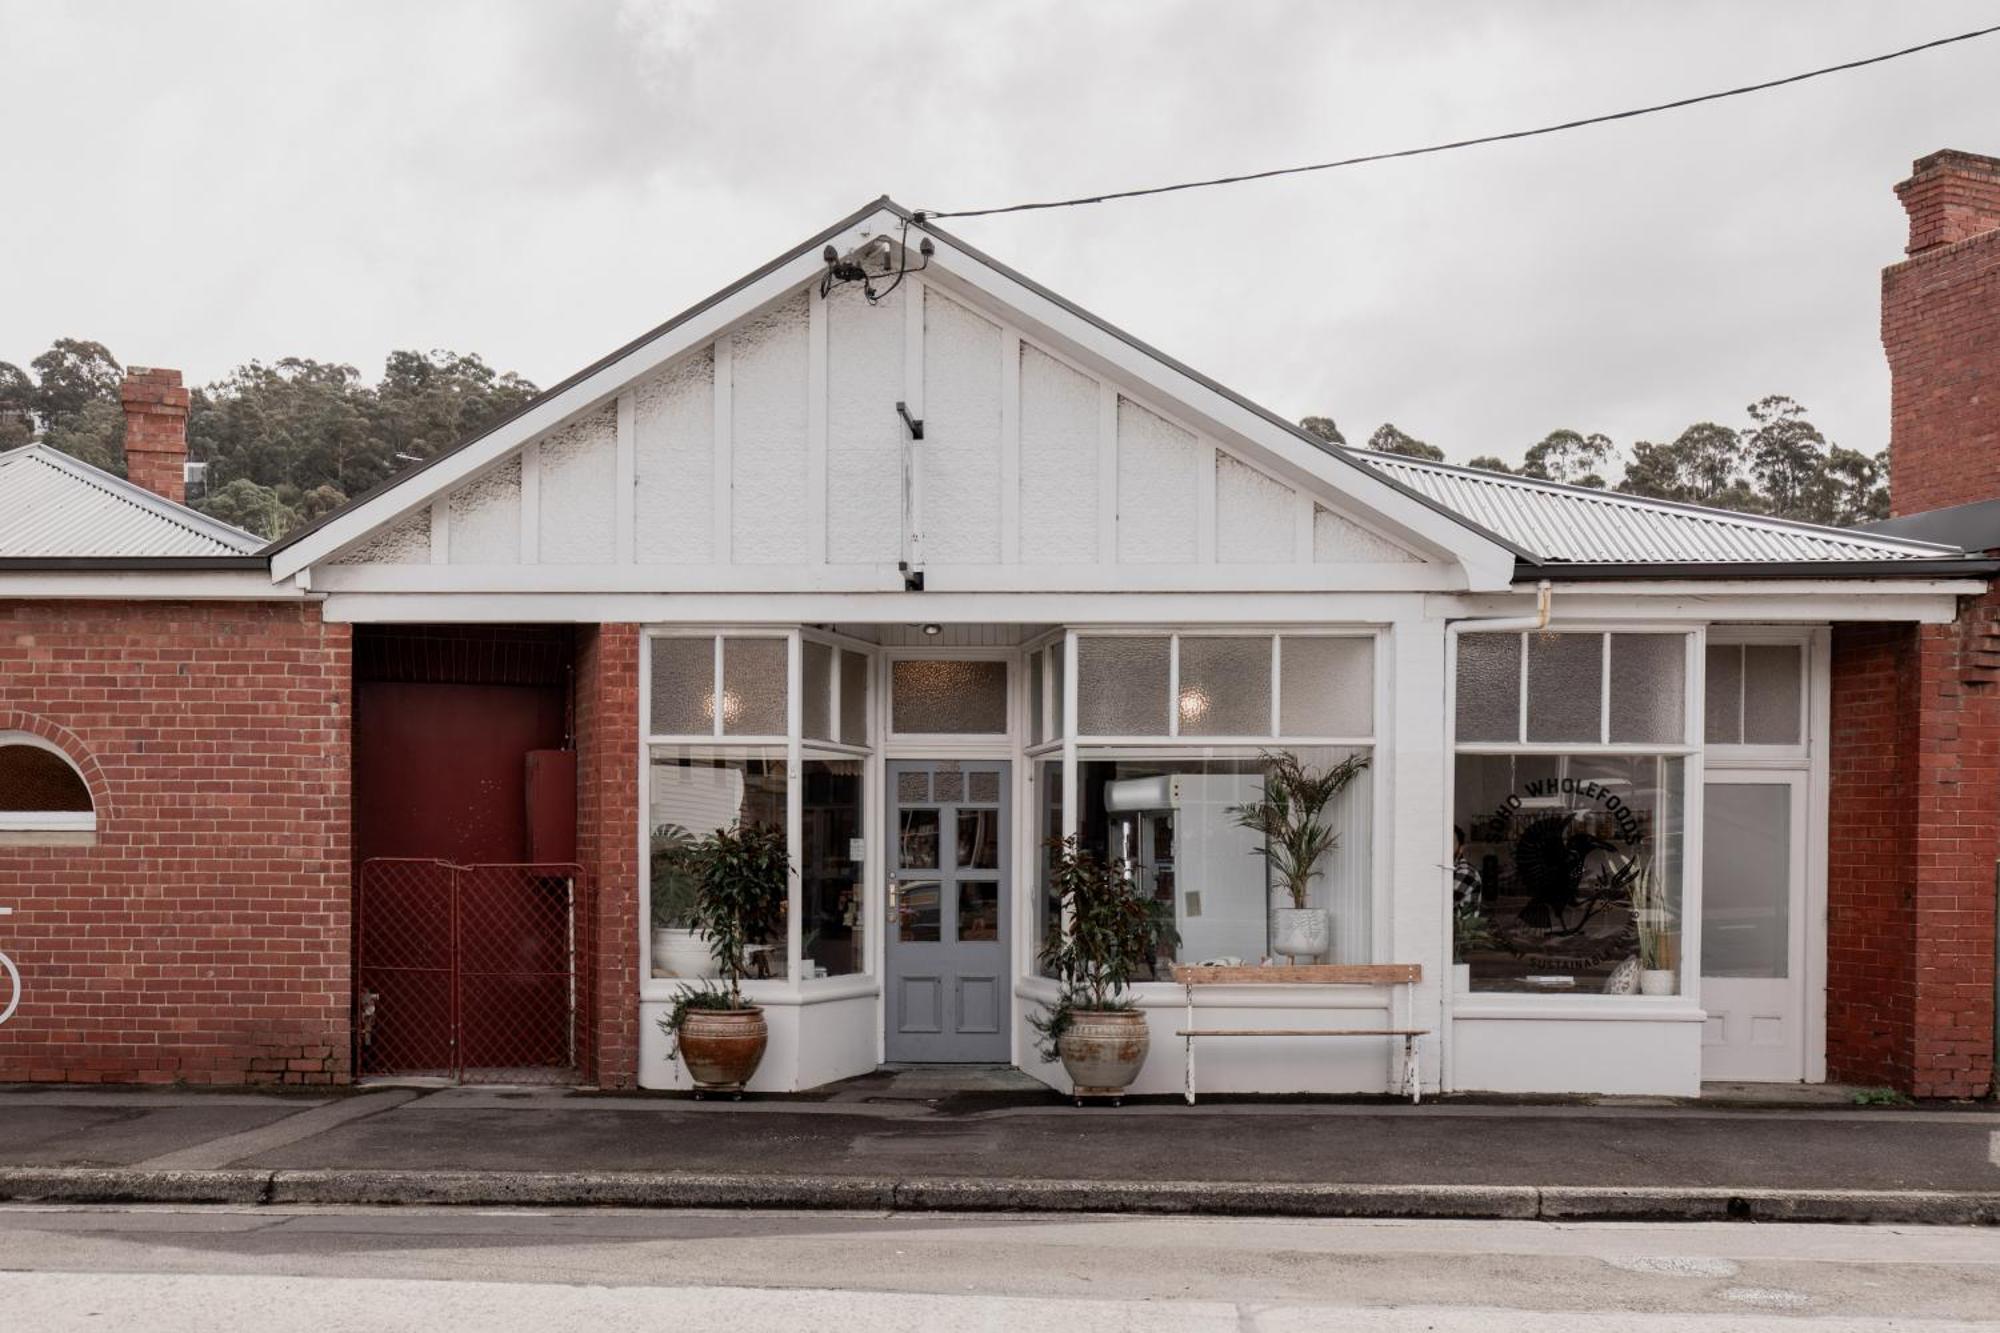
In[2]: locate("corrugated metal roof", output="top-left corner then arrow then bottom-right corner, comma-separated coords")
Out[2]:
0,445 -> 261,558
1355,448 -> 1961,566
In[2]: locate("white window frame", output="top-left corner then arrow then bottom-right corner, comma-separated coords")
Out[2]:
1446,624 -> 1705,1010
1704,627 -> 1813,765
0,732 -> 96,835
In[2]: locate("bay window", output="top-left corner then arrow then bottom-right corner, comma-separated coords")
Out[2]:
1452,631 -> 1694,996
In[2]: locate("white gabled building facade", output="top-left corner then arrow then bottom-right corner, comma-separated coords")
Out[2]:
261,199 -> 1989,1099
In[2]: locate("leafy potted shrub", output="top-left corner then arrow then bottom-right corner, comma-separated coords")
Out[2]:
1232,750 -> 1370,959
1032,836 -> 1172,1103
654,822 -> 789,1094
650,823 -> 718,980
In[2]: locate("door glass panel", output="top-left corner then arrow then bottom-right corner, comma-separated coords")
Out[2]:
891,660 -> 1009,734
896,770 -> 929,803
933,768 -> 964,802
957,810 -> 999,869
897,880 -> 941,942
968,770 -> 1000,803
957,880 -> 1000,940
1702,782 -> 1791,978
898,809 -> 939,869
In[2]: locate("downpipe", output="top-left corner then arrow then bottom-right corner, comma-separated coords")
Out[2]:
1438,579 -> 1553,1093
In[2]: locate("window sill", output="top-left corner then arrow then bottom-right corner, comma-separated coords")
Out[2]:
1450,992 -> 1706,1022
0,828 -> 96,847
639,974 -> 877,1007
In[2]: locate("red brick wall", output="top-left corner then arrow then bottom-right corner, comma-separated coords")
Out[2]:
0,599 -> 351,1085
1828,599 -> 2000,1099
1883,153 -> 2000,518
574,623 -> 639,1088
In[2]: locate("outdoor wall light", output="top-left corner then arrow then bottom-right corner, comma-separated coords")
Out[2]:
921,623 -> 942,636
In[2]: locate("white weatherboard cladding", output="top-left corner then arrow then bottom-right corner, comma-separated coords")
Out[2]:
539,406 -> 617,563
730,293 -> 811,564
449,457 -> 522,563
1117,397 -> 1200,563
1216,453 -> 1296,563
634,349 -> 714,563
922,288 -> 1003,563
335,509 -> 430,564
826,283 -> 903,563
1017,344 -> 1100,564
1316,504 -> 1420,564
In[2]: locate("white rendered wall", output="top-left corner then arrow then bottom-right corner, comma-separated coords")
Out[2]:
1017,345 -> 1100,565
729,293 -> 812,564
1116,397 -> 1201,563
539,406 -> 617,563
1451,1011 -> 1705,1096
922,288 -> 1003,564
1216,454 -> 1296,563
826,283 -> 904,563
634,349 -> 715,563
637,985 -> 877,1093
449,458 -> 521,563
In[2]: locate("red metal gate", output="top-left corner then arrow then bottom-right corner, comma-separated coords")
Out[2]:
355,858 -> 595,1085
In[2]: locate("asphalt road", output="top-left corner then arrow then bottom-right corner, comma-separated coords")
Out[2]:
2,1205 -> 1998,1330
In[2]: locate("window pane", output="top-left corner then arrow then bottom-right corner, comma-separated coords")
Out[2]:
839,649 -> 869,746
1049,644 -> 1067,737
802,758 -> 864,977
1743,645 -> 1803,744
1078,747 -> 1372,972
803,640 -> 833,742
1034,759 -> 1063,977
897,880 -> 941,942
1609,634 -> 1685,744
958,881 -> 1000,941
1701,782 -> 1791,979
1077,635 -> 1169,735
957,809 -> 1000,869
1526,633 -> 1603,743
1280,636 -> 1373,737
1177,636 -> 1271,736
898,808 -> 939,869
0,744 -> 92,812
1704,644 -> 1743,744
890,659 -> 1008,733
647,750 -> 787,979
1027,650 -> 1045,746
1455,634 -> 1521,743
721,637 -> 788,735
648,636 -> 714,736
1452,752 -> 1685,995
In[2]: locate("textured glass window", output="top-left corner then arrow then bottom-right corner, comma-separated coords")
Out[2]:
1280,636 -> 1373,737
1608,634 -> 1685,744
1027,650 -> 1045,746
1743,645 -> 1803,744
891,660 -> 1009,734
1455,634 -> 1521,743
721,637 -> 788,735
1049,645 -> 1066,738
839,649 -> 869,746
1177,636 -> 1271,737
1526,633 -> 1603,743
803,639 -> 833,742
1077,636 -> 1169,735
1704,644 -> 1743,744
649,636 -> 715,736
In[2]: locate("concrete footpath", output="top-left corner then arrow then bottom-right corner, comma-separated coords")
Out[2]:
2,1069 -> 1997,1224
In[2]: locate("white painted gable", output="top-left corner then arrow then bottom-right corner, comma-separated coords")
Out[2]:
292,203 -> 1513,594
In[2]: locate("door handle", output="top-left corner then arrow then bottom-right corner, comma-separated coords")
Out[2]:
887,877 -> 899,921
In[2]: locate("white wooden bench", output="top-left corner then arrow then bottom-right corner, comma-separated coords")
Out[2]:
1172,963 -> 1427,1104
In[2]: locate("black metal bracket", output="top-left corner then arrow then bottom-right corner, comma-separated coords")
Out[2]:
898,562 -> 924,592
897,401 -> 924,441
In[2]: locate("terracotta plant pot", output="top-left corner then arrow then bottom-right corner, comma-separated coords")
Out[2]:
1058,1008 -> 1151,1102
676,1007 -> 768,1092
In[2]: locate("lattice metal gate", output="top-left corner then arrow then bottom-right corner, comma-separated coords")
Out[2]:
355,858 -> 595,1085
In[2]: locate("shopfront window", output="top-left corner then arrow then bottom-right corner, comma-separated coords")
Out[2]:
645,630 -> 875,986
1452,631 -> 1692,997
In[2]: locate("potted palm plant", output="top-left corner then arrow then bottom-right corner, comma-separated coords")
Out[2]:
654,822 -> 789,1094
1032,836 -> 1172,1104
1452,901 -> 1498,992
1232,750 -> 1370,960
650,823 -> 717,980
1628,856 -> 1679,996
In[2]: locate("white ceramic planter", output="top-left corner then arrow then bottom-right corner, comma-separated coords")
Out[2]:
1271,908 -> 1330,960
1638,968 -> 1678,996
653,927 -> 719,980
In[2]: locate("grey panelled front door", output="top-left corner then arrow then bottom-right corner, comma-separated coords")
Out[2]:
885,761 -> 1010,1063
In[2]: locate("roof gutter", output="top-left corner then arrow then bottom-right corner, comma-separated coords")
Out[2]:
1515,558 -> 2000,582
0,556 -> 272,572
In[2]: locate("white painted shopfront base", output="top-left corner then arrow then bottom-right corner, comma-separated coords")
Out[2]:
638,980 -> 880,1093
1448,1001 -> 1706,1097
1013,979 -> 1420,1097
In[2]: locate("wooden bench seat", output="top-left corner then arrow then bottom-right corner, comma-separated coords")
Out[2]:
1173,963 -> 1428,1104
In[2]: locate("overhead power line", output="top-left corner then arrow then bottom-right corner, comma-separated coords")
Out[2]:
918,23 -> 2000,221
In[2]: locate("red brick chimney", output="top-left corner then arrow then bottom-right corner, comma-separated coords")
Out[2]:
1883,150 -> 2000,517
119,367 -> 190,505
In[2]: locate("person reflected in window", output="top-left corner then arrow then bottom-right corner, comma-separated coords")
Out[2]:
1452,825 -> 1480,909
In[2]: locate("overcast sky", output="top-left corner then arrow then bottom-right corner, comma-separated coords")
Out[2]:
3,1 -> 1995,470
